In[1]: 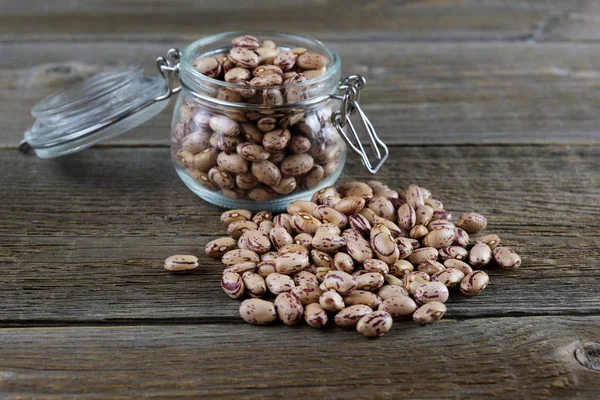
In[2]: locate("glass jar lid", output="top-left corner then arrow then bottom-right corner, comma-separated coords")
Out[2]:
22,65 -> 172,158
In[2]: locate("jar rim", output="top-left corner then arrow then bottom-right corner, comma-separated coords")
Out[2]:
179,31 -> 341,94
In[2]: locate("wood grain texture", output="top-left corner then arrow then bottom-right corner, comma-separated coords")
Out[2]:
0,317 -> 598,399
1,145 -> 598,322
5,41 -> 600,147
1,0 -> 599,42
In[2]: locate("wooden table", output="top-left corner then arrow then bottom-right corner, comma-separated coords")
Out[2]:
1,1 -> 599,398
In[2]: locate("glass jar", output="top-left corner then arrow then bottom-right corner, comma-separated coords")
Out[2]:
22,31 -> 388,211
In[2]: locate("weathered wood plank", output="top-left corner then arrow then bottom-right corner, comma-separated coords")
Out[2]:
4,41 -> 600,147
0,145 -> 598,321
0,317 -> 598,399
1,0 -> 599,42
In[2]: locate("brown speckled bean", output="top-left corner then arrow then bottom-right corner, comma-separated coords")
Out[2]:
356,310 -> 393,338
192,56 -> 221,78
291,213 -> 322,234
377,284 -> 409,300
229,47 -> 260,68
209,115 -> 239,136
208,167 -> 235,189
323,270 -> 357,295
342,228 -> 374,263
454,227 -> 470,247
217,152 -> 249,174
205,237 -> 237,258
477,234 -> 501,249
164,255 -> 198,273
333,252 -> 354,273
304,303 -> 328,328
232,35 -> 260,49
275,251 -> 310,275
422,228 -> 456,249
294,270 -> 319,287
395,237 -> 413,260
227,220 -> 258,240
457,212 -> 488,234
221,209 -> 252,225
294,233 -> 314,249
256,261 -> 276,278
413,302 -> 446,324
415,205 -> 434,226
312,230 -> 345,252
397,203 -> 416,231
222,249 -> 260,266
431,268 -> 465,288
223,262 -> 256,276
297,52 -> 329,69
274,50 -> 297,71
460,271 -> 490,296
236,142 -> 271,161
469,242 -> 492,267
314,206 -> 347,229
378,296 -> 417,320
334,305 -> 373,327
438,246 -> 469,261
370,224 -> 399,265
281,153 -> 315,176
239,230 -> 271,254
319,290 -> 345,312
414,281 -> 449,304
287,200 -> 317,216
242,271 -> 267,298
355,272 -> 385,292
493,246 -> 521,270
405,184 -> 424,210
275,292 -> 304,325
266,272 -> 295,294
222,271 -> 245,298
417,260 -> 445,276
389,260 -> 414,277
368,196 -> 396,221
251,160 -> 281,186
291,285 -> 323,306
349,214 -> 371,237
335,197 -> 366,215
363,259 -> 390,275
406,247 -> 439,265
443,259 -> 473,275
344,290 -> 382,308
239,298 -> 277,325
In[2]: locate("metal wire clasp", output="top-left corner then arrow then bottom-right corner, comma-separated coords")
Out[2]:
155,48 -> 182,101
331,75 -> 388,174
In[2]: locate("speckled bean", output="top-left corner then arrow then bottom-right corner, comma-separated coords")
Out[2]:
460,271 -> 490,296
275,251 -> 310,275
344,290 -> 382,308
164,255 -> 198,273
356,310 -> 393,338
355,272 -> 385,292
423,228 -> 456,249
431,268 -> 465,288
334,305 -> 373,327
319,290 -> 345,312
414,281 -> 449,304
205,237 -> 237,258
333,252 -> 354,273
417,260 -> 445,276
438,246 -> 469,261
222,271 -> 245,298
457,212 -> 488,234
413,302 -> 446,324
363,259 -> 390,275
443,259 -> 473,275
227,220 -> 259,240
274,292 -> 304,325
469,242 -> 492,267
221,249 -> 260,265
342,229 -> 374,263
239,298 -> 277,325
406,247 -> 439,265
492,246 -> 521,270
377,284 -> 409,300
304,303 -> 328,328
378,296 -> 417,320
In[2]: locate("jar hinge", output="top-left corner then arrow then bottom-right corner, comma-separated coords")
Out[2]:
155,48 -> 182,101
331,75 -> 388,174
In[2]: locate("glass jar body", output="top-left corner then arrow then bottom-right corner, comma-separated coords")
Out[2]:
170,32 -> 347,211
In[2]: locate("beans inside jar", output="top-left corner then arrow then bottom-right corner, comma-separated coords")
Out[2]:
172,34 -> 347,204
